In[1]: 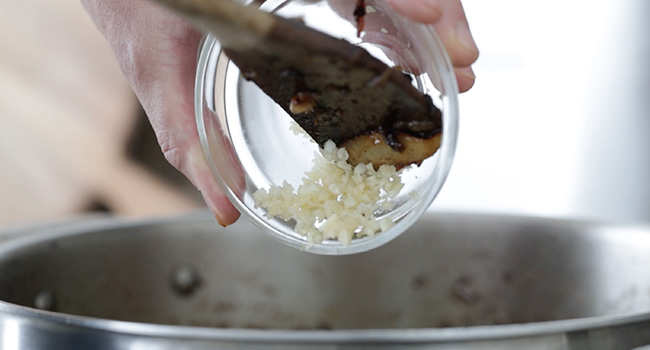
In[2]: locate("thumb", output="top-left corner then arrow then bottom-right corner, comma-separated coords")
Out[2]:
176,142 -> 241,226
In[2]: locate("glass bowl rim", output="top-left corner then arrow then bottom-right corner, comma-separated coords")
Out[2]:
194,4 -> 460,255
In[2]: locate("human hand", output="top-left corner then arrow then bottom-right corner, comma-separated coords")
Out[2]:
386,0 -> 479,92
82,0 -> 478,226
82,0 -> 241,225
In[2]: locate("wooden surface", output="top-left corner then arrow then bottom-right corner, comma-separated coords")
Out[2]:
0,0 -> 202,229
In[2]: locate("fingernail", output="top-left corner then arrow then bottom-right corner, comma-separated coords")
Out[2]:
458,66 -> 475,80
454,21 -> 478,54
204,198 -> 228,227
205,194 -> 240,226
214,213 -> 227,227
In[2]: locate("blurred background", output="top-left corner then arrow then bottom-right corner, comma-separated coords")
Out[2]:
435,0 -> 650,223
0,0 -> 648,230
0,1 -> 203,229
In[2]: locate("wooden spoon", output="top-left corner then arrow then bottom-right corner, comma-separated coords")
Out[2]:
150,0 -> 442,169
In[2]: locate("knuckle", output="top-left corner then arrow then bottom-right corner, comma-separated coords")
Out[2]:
157,130 -> 184,170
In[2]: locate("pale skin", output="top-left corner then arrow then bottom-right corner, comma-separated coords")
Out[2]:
82,0 -> 479,226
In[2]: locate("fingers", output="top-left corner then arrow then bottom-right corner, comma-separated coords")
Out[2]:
387,0 -> 479,92
444,19 -> 479,68
385,0 -> 443,24
173,142 -> 242,226
137,16 -> 241,226
146,50 -> 242,226
455,66 -> 476,93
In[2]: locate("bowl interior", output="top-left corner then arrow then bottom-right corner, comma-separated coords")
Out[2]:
195,0 -> 459,254
1,213 -> 649,329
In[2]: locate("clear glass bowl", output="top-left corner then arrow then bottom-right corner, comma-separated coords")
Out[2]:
195,0 -> 459,255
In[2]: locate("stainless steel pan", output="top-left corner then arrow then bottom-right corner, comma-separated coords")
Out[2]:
0,211 -> 649,349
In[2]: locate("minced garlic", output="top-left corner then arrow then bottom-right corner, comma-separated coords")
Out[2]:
253,140 -> 404,246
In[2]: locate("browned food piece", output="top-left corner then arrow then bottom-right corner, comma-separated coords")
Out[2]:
344,132 -> 442,170
149,0 -> 442,169
224,16 -> 443,169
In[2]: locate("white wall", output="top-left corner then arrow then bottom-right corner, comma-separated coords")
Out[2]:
431,0 -> 650,223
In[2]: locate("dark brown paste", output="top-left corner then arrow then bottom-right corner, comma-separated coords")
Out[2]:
223,12 -> 442,160
354,0 -> 366,37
